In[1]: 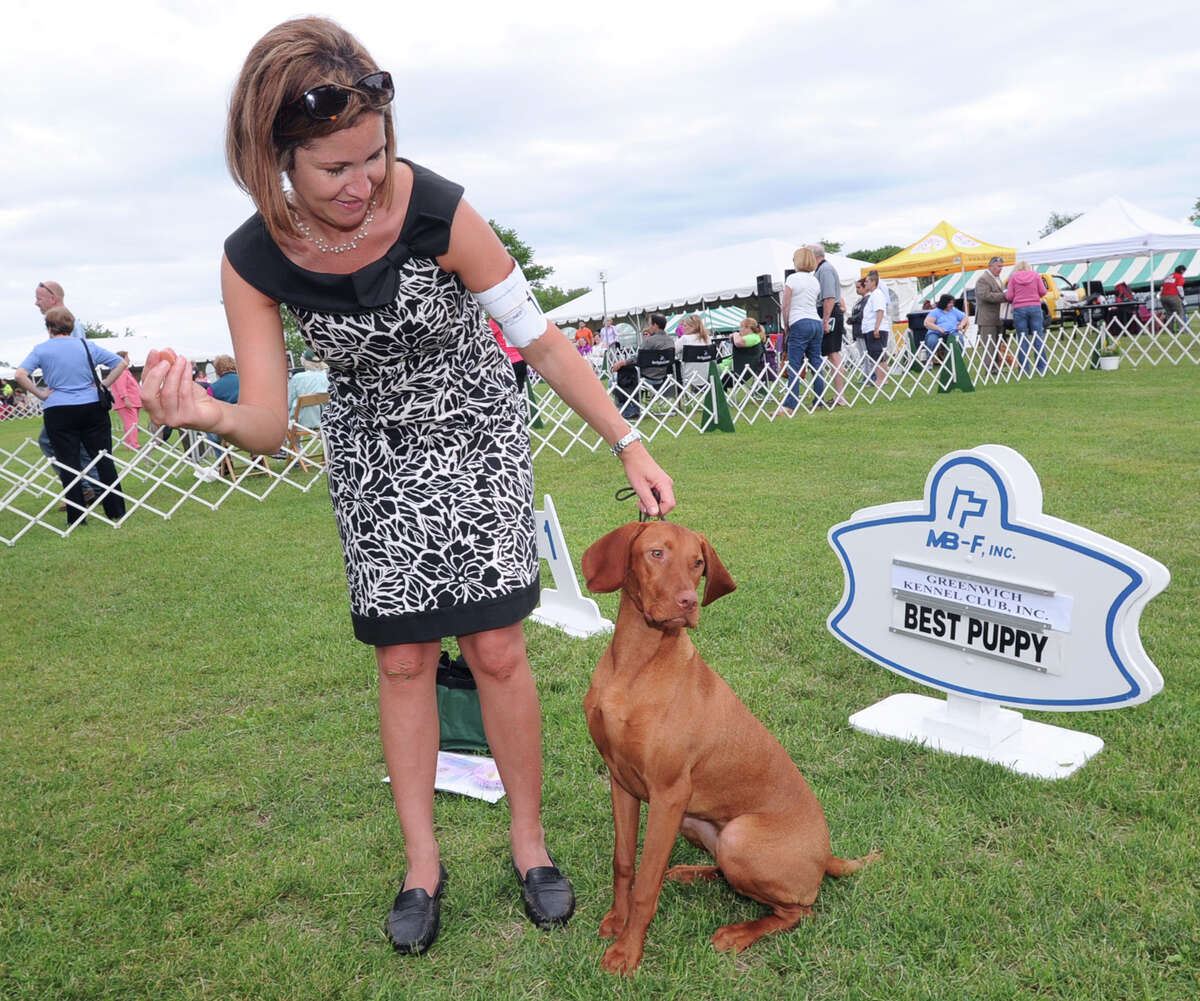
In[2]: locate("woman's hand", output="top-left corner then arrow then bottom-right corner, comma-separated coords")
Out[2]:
140,348 -> 222,433
619,443 -> 675,518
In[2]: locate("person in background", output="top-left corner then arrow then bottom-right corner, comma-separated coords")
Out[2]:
847,277 -> 871,381
778,246 -> 824,414
14,307 -> 128,525
975,256 -> 1008,374
210,355 -> 240,404
32,280 -> 99,493
1005,261 -> 1048,375
675,313 -> 712,388
139,15 -> 673,958
488,319 -> 527,392
287,349 -> 330,428
861,270 -> 891,387
923,293 -> 968,364
110,350 -> 143,449
1160,265 -> 1187,330
616,312 -> 674,385
597,315 -> 621,376
810,243 -> 847,406
732,315 -> 764,350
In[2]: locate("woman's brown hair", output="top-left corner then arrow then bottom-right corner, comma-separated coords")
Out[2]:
225,17 -> 396,246
44,306 -> 75,335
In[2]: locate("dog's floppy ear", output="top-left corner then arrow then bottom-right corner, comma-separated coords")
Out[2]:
698,534 -> 737,606
582,522 -> 646,593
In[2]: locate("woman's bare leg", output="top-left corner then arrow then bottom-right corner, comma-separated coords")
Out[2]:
376,640 -> 443,892
457,622 -> 553,877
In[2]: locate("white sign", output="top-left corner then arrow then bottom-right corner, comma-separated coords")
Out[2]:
827,445 -> 1169,779
529,494 -> 613,639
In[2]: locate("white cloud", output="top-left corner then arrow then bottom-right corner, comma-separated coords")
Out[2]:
1,0 -> 1197,365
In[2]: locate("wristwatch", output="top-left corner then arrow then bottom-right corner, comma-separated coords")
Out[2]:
611,428 -> 642,457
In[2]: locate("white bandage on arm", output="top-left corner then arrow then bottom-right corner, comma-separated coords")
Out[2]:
471,259 -> 548,348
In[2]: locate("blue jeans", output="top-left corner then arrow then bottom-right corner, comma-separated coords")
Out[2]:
1013,305 -> 1046,374
783,318 -> 823,409
924,329 -> 956,353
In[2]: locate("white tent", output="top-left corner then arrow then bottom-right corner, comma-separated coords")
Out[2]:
1023,197 -> 1200,265
545,239 -> 919,325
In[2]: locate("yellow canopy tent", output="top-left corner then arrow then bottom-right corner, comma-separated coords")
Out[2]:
862,221 -> 1015,280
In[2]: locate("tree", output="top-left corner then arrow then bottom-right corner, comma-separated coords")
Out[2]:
1038,211 -> 1080,239
818,238 -> 842,253
847,245 -> 904,264
280,306 -> 305,365
488,220 -> 589,312
532,284 -> 590,313
82,321 -> 134,338
1188,198 -> 1200,224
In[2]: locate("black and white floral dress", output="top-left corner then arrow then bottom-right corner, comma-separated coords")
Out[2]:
224,161 -> 538,645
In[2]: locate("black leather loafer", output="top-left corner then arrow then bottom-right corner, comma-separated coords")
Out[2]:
513,858 -> 575,929
385,863 -> 448,955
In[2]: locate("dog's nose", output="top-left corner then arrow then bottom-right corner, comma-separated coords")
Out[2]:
677,592 -> 698,613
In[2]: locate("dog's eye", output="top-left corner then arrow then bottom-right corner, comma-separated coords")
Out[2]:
694,558 -> 704,569
649,549 -> 664,559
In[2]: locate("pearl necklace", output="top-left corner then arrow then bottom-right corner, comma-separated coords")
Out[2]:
294,199 -> 376,255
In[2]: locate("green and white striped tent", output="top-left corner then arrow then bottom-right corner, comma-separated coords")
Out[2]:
663,306 -> 747,333
928,251 -> 1199,299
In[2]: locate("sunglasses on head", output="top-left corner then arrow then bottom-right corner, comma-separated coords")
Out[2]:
279,70 -> 394,129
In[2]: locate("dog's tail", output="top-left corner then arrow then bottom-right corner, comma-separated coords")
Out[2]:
826,851 -> 882,877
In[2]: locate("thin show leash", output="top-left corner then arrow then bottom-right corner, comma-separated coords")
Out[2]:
614,487 -> 666,523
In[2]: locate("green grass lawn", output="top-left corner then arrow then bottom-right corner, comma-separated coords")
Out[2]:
2,364 -> 1198,1000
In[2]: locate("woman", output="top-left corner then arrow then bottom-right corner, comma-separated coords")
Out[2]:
675,313 -> 712,388
1005,261 -> 1048,375
922,293 -> 968,363
139,17 -> 674,957
15,307 -> 128,525
778,247 -> 824,414
110,350 -> 142,449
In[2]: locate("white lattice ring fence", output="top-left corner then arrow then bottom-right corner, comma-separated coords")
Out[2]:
0,424 -> 327,547
527,317 -> 1199,458
1,317 -> 1195,545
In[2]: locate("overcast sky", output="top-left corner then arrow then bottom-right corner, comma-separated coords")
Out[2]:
3,0 -> 1197,365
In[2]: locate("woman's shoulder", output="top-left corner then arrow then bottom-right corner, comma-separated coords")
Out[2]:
224,212 -> 280,293
397,158 -> 465,258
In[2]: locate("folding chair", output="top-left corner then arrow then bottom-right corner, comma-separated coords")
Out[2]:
286,392 -> 329,472
636,347 -> 678,411
218,437 -> 272,480
679,342 -> 716,388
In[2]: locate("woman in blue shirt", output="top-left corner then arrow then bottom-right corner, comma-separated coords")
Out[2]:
923,294 -> 968,360
15,307 -> 129,525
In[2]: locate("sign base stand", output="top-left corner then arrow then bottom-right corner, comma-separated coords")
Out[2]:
849,692 -> 1104,780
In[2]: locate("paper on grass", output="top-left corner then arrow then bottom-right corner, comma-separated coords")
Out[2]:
382,751 -> 506,804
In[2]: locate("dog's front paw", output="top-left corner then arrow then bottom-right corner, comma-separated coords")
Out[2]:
601,939 -> 644,976
711,923 -> 757,954
598,908 -> 627,940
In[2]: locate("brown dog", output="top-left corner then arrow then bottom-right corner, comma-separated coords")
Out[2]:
581,521 -> 878,975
